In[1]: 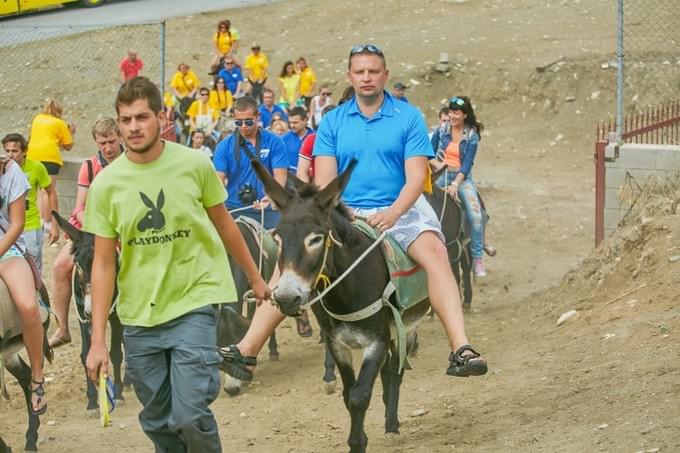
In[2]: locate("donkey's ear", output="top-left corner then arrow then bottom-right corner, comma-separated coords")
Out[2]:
251,160 -> 291,209
315,159 -> 356,210
52,210 -> 82,243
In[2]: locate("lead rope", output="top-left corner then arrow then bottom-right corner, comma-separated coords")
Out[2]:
258,204 -> 265,275
439,167 -> 449,224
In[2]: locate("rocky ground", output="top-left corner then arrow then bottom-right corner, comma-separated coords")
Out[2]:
2,0 -> 679,452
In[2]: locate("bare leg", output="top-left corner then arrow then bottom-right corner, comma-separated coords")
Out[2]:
0,258 -> 45,411
406,231 -> 470,351
49,243 -> 74,346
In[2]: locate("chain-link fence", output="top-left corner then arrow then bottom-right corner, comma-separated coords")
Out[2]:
0,22 -> 165,155
617,0 -> 680,135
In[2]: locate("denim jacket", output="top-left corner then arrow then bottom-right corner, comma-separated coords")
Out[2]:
433,124 -> 479,179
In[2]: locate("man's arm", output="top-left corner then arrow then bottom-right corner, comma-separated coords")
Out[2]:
273,167 -> 287,188
44,183 -> 60,243
313,155 -> 338,189
206,204 -> 270,301
86,235 -> 117,381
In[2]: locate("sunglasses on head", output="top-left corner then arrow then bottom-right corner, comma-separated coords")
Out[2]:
349,44 -> 384,56
450,96 -> 465,106
234,119 -> 255,127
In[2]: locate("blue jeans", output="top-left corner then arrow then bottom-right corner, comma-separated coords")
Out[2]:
124,305 -> 222,453
436,170 -> 485,259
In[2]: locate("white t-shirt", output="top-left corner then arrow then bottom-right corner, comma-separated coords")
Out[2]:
0,160 -> 31,248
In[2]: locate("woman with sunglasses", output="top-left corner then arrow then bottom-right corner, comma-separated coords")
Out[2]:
432,96 -> 494,277
308,86 -> 333,129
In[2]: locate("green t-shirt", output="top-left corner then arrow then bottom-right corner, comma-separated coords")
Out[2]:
84,142 -> 237,327
21,159 -> 51,232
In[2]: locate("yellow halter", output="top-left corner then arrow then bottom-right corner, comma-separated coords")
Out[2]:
314,231 -> 342,289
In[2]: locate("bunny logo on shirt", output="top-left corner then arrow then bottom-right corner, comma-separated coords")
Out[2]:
137,190 -> 165,232
127,189 -> 191,247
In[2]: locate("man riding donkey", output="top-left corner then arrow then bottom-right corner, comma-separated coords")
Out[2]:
85,77 -> 270,452
220,44 -> 487,384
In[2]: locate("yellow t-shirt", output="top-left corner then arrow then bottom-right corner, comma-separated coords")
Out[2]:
187,100 -> 219,130
26,113 -> 73,166
209,89 -> 233,111
244,52 -> 269,81
298,67 -> 317,97
278,74 -> 300,105
163,92 -> 175,108
170,70 -> 200,98
212,28 -> 240,55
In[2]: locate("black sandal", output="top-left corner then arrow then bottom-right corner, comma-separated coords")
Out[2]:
446,345 -> 488,377
30,379 -> 48,416
218,345 -> 257,381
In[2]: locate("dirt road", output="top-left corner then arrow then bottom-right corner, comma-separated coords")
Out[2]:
2,0 -> 678,452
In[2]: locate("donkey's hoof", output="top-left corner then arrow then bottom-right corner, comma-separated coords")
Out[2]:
384,432 -> 400,445
269,351 -> 280,361
86,408 -> 99,418
323,379 -> 337,395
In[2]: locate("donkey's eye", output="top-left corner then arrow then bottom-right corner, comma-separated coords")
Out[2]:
305,233 -> 324,249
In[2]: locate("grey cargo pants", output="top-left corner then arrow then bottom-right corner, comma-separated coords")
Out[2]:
124,305 -> 222,453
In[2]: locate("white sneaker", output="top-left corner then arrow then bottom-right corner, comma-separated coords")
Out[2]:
473,258 -> 486,277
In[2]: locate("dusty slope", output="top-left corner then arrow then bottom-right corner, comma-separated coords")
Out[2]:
2,0 -> 679,452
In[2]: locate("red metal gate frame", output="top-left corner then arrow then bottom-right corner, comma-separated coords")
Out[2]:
594,101 -> 680,245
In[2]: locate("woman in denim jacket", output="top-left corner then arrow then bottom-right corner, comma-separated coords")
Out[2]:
431,96 -> 493,277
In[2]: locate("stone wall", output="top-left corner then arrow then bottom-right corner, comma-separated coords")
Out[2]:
57,156 -> 86,219
604,143 -> 680,235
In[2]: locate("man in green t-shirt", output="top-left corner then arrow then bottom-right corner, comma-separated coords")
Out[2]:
84,77 -> 271,452
2,133 -> 58,273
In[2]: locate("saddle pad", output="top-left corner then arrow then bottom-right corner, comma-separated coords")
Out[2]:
235,216 -> 278,281
0,280 -> 49,341
352,219 -> 429,311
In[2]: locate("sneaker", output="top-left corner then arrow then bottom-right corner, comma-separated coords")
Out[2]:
473,258 -> 486,277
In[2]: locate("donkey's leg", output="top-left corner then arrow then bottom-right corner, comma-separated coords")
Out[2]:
322,331 -> 337,394
109,313 -> 125,402
267,331 -> 279,360
79,321 -> 98,413
380,352 -> 404,434
462,244 -> 473,309
346,342 -> 388,453
6,354 -> 39,451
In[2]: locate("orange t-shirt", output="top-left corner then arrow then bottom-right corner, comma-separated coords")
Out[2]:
443,141 -> 461,169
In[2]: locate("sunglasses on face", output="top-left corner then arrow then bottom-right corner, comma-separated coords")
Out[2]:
450,96 -> 465,106
225,61 -> 234,65
234,119 -> 255,127
349,44 -> 384,56
321,91 -> 331,96
200,93 -> 209,96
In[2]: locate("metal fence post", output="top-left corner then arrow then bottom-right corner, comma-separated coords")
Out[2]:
160,20 -> 166,92
615,0 -> 624,144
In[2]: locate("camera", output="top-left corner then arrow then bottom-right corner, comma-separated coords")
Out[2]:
238,183 -> 257,205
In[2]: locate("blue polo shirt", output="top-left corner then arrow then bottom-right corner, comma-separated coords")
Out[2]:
258,104 -> 288,128
213,130 -> 289,209
313,91 -> 433,208
217,67 -> 243,95
281,127 -> 314,171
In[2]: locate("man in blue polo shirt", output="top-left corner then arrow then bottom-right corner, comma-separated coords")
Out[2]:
217,56 -> 244,97
218,44 -> 487,388
258,89 -> 288,129
213,96 -> 288,229
280,106 -> 314,171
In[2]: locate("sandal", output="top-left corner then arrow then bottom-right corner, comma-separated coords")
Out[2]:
218,345 -> 256,381
295,316 -> 313,338
446,345 -> 488,377
30,379 -> 48,416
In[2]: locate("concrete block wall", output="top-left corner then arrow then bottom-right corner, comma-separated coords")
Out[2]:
604,143 -> 680,235
56,156 -> 86,219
